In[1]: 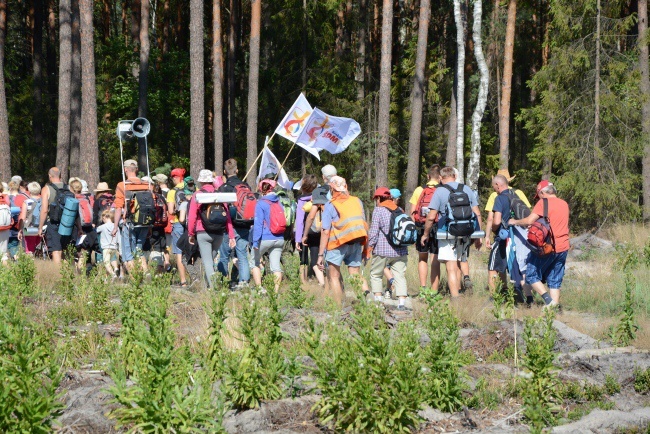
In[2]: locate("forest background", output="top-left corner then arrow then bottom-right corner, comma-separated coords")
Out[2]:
0,0 -> 647,231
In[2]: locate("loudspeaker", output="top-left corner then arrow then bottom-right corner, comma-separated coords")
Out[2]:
116,118 -> 150,140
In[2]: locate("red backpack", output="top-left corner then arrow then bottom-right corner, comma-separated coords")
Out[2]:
413,185 -> 436,226
263,199 -> 287,235
76,194 -> 94,227
527,198 -> 555,256
153,192 -> 169,228
233,183 -> 257,225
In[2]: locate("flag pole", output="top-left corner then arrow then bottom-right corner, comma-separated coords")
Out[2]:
242,133 -> 275,182
273,141 -> 297,182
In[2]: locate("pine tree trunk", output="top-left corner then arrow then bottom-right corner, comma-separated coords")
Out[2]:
639,0 -> 650,219
467,0 -> 489,190
376,0 -> 393,188
79,0 -> 99,188
0,0 -> 9,181
101,0 -> 110,41
300,0 -> 307,175
46,0 -> 57,114
56,0 -> 72,179
446,76 -> 457,167
32,0 -> 44,164
131,0 -> 140,46
246,0 -> 261,177
138,0 -> 149,171
453,0 -> 465,182
227,0 -> 239,158
69,0 -> 82,177
498,0 -> 516,170
594,0 -> 601,152
356,0 -> 367,100
161,0 -> 169,54
189,0 -> 204,178
213,0 -> 224,173
406,0 -> 430,209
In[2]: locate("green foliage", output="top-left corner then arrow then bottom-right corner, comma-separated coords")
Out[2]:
492,282 -> 515,321
467,377 -> 504,411
612,272 -> 639,346
205,290 -> 229,379
634,367 -> 650,394
522,310 -> 559,432
10,252 -> 37,296
604,374 -> 621,395
282,254 -> 314,309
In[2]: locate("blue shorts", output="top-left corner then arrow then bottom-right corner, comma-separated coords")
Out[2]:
525,250 -> 568,289
8,237 -> 19,257
325,243 -> 363,267
171,223 -> 184,255
121,226 -> 150,262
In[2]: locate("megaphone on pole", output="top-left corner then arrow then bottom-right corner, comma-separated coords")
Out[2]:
116,117 -> 151,140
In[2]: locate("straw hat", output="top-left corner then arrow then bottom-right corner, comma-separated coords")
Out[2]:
94,182 -> 111,193
497,169 -> 515,182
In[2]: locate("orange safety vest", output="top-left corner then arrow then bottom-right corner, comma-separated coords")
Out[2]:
327,194 -> 368,251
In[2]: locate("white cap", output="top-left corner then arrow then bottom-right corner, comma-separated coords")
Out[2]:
321,164 -> 337,181
80,179 -> 89,194
141,176 -> 154,184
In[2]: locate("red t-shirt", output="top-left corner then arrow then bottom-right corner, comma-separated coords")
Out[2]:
533,196 -> 570,253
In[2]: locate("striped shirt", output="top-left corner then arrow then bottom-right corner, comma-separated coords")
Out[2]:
368,206 -> 408,258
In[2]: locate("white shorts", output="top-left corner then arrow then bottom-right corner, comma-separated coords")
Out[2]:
437,239 -> 470,262
0,230 -> 9,260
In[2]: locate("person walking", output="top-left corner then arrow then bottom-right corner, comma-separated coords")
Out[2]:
301,185 -> 328,287
167,168 -> 191,286
17,182 -> 42,254
295,174 -> 322,284
38,167 -> 75,264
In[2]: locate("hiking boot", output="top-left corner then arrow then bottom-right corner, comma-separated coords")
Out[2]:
463,276 -> 473,292
542,300 -> 559,311
384,289 -> 393,300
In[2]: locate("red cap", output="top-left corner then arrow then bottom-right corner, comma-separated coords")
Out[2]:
535,180 -> 553,199
170,168 -> 186,178
373,187 -> 390,198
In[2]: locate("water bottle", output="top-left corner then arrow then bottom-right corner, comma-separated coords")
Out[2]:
58,197 -> 79,237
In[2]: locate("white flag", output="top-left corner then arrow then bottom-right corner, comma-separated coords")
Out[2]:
296,107 -> 361,155
275,93 -> 313,142
256,146 -> 292,190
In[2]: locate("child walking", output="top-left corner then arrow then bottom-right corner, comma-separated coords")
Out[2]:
96,209 -> 120,279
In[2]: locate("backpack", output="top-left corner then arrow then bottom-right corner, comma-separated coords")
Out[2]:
263,199 -> 287,235
527,198 -> 555,256
276,190 -> 296,227
0,196 -> 12,231
200,203 -> 228,234
383,206 -> 418,247
94,194 -> 115,226
174,186 -> 191,214
25,198 -> 41,228
153,193 -> 169,228
309,208 -> 322,235
233,183 -> 257,225
126,190 -> 156,226
413,185 -> 436,226
76,194 -> 94,227
48,183 -> 75,223
440,184 -> 476,237
503,189 -> 531,221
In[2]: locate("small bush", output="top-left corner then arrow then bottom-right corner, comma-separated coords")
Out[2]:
634,367 -> 650,394
612,272 -> 639,346
605,374 -> 621,395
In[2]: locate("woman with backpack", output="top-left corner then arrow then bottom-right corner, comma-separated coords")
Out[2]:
16,182 -> 42,254
70,179 -> 97,274
187,170 -> 236,288
251,179 -> 286,292
297,182 -> 327,287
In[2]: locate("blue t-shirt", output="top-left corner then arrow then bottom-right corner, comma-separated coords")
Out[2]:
428,182 -> 479,214
493,192 -> 511,226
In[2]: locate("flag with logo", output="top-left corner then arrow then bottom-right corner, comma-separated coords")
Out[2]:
256,146 -> 292,190
274,93 -> 321,159
296,107 -> 361,156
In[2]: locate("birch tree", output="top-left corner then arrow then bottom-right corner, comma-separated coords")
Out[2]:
640,0 -> 650,219
406,0 -> 430,205
453,0 -> 465,182
467,0 -> 489,190
0,0 -> 9,180
246,0 -> 261,177
499,0 -> 516,170
376,0 -> 393,187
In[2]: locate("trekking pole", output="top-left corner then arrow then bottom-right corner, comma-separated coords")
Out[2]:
242,134 -> 275,183
273,141 -> 297,182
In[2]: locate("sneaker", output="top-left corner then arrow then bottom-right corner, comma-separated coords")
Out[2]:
384,289 -> 392,300
397,304 -> 411,312
542,300 -> 559,311
463,276 -> 473,291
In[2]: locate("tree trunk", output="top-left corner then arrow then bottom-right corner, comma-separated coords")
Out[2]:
594,0 -> 601,153
446,75 -> 457,167
131,0 -> 140,46
189,0 -> 204,178
56,0 -> 72,179
227,0 -> 239,158
356,0 -> 367,100
138,0 -> 150,171
640,0 -> 650,219
46,0 -> 57,113
453,0 -> 465,182
246,0 -> 261,177
300,0 -> 307,174
101,0 -> 110,41
69,0 -> 82,177
32,0 -> 44,163
467,0 -> 488,190
0,0 -> 9,181
161,0 -> 169,54
376,0 -> 393,188
498,0 -> 516,170
213,0 -> 224,173
79,0 -> 99,188
486,0 -> 499,71
405,0 -> 430,208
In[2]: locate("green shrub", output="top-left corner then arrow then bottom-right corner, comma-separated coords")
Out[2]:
492,282 -> 515,321
467,377 -> 504,410
283,254 -> 313,309
605,374 -> 621,395
634,367 -> 650,394
612,272 -> 639,346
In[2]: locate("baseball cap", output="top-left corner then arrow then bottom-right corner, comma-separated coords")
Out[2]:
171,168 -> 186,178
123,159 -> 138,169
141,176 -> 153,184
184,176 -> 195,186
80,179 -> 89,194
390,188 -> 401,199
535,180 -> 553,199
329,176 -> 347,192
373,187 -> 390,198
152,174 -> 168,184
321,164 -> 337,180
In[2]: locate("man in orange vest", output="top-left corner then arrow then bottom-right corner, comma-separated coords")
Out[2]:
316,176 -> 369,303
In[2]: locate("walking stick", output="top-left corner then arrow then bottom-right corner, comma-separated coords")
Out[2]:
273,141 -> 297,182
242,134 -> 276,183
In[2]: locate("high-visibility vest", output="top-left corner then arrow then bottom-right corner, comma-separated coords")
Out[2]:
327,195 -> 368,250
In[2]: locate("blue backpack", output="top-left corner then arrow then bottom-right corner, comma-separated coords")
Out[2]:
382,206 -> 417,247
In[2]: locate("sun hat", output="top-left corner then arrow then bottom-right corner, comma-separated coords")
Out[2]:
197,169 -> 214,183
141,176 -> 154,184
373,187 -> 390,198
94,182 -> 111,193
152,174 -> 168,184
497,169 -> 515,182
312,186 -> 329,205
535,180 -> 553,200
389,188 -> 401,199
123,159 -> 138,169
171,168 -> 186,178
321,164 -> 337,181
328,176 -> 347,193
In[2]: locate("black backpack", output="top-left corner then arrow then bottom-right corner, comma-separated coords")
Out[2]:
440,184 -> 476,237
200,203 -> 228,234
48,183 -> 75,223
126,190 -> 156,226
503,189 -> 531,221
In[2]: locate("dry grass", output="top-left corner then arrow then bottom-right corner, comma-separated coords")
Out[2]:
601,223 -> 650,247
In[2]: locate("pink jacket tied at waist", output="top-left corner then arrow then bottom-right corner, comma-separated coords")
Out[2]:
187,178 -> 235,239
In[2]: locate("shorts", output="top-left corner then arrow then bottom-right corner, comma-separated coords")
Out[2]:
102,248 -> 119,263
171,223 -> 185,255
8,237 -> 19,257
325,242 -> 363,267
525,250 -> 568,289
0,230 -> 9,260
437,238 -> 471,262
45,222 -> 74,252
416,227 -> 438,254
121,225 -> 150,262
488,239 -> 507,273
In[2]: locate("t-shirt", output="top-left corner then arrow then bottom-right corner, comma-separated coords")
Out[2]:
485,189 -> 530,212
409,179 -> 439,206
533,196 -> 570,253
96,221 -> 119,250
166,181 -> 186,224
322,197 -> 365,231
428,182 -> 479,214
